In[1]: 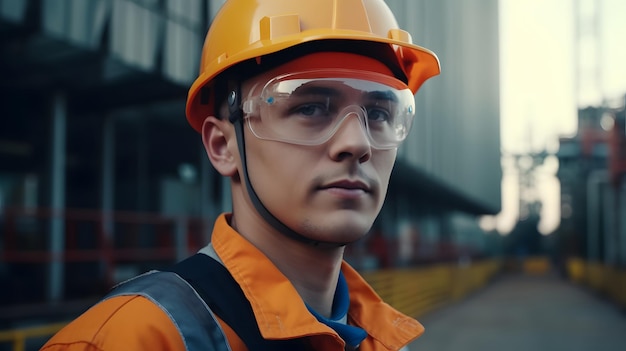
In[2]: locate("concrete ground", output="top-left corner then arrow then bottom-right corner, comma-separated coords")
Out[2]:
409,273 -> 626,351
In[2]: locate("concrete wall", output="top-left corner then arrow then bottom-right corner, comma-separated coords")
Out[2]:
387,0 -> 502,213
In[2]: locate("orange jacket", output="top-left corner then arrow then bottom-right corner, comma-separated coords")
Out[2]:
42,214 -> 424,350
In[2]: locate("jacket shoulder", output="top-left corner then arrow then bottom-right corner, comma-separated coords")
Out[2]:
41,294 -> 184,351
42,270 -> 231,351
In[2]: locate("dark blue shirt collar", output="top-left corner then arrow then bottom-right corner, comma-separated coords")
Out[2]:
306,271 -> 367,349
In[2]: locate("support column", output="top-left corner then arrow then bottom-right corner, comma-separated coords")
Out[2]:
199,146 -> 215,243
175,216 -> 187,262
48,92 -> 67,302
616,183 -> 626,268
136,118 -> 148,212
603,184 -> 615,265
101,115 -> 116,283
220,172 -> 232,213
587,170 -> 607,262
102,115 -> 115,236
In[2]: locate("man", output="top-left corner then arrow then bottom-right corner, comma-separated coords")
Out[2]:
41,0 -> 440,350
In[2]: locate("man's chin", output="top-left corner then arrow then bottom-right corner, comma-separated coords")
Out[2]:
300,218 -> 373,244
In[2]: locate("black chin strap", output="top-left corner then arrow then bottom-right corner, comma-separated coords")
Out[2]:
227,88 -> 347,248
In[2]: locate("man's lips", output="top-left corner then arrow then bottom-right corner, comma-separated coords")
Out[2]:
319,179 -> 371,192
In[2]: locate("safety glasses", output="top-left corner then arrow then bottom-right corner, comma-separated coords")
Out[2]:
241,69 -> 415,150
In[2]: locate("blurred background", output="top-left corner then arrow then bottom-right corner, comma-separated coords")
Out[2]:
0,0 -> 624,350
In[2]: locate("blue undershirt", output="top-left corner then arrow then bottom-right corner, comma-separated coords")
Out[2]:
306,271 -> 368,349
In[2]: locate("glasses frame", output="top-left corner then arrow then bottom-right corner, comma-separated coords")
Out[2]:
241,69 -> 416,150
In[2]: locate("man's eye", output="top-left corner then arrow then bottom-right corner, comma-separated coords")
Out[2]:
292,103 -> 330,117
367,107 -> 391,122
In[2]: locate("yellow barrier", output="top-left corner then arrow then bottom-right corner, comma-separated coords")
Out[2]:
586,261 -> 609,293
522,257 -> 551,275
566,257 -> 586,284
362,259 -> 502,318
450,261 -> 500,300
0,322 -> 66,351
566,258 -> 626,310
606,268 -> 626,309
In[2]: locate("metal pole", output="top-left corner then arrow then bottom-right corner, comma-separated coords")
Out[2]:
603,183 -> 615,265
616,182 -> 626,268
220,173 -> 232,213
102,115 -> 115,236
48,92 -> 67,302
200,146 -> 214,243
586,170 -> 608,262
101,115 -> 115,282
175,216 -> 187,262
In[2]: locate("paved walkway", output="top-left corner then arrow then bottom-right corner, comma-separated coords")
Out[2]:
409,273 -> 626,351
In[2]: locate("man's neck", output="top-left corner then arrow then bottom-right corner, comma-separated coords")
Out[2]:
230,212 -> 345,318
271,242 -> 344,318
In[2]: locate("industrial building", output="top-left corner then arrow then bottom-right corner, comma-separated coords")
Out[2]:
0,0 -> 502,329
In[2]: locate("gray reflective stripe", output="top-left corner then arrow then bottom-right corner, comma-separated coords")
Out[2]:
198,243 -> 223,265
104,271 -> 231,351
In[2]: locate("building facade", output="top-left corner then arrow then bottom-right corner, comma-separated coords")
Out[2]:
0,0 -> 502,308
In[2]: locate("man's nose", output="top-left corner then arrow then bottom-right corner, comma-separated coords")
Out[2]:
328,108 -> 372,162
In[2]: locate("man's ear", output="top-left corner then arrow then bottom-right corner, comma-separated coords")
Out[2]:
201,116 -> 238,177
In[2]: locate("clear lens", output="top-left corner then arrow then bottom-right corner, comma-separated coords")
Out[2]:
242,69 -> 415,149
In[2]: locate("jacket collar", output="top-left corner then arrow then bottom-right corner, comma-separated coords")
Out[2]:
210,213 -> 424,349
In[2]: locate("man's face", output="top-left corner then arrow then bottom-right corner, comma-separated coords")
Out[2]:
238,53 -> 402,244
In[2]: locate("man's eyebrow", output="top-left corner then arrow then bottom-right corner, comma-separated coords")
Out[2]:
364,90 -> 398,102
289,83 -> 398,103
291,85 -> 342,97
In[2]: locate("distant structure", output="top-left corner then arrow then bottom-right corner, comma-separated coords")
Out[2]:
574,0 -> 603,106
558,0 -> 626,270
556,99 -> 626,266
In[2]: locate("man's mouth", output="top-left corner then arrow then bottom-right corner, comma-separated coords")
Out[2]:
320,179 -> 370,192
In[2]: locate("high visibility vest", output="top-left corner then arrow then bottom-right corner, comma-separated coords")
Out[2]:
105,254 -> 305,351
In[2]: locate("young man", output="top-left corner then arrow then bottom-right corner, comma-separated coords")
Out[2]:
41,0 -> 440,350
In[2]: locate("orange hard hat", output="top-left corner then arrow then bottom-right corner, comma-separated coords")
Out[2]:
185,0 -> 441,133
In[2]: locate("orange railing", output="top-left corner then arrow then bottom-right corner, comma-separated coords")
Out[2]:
1,206 -> 481,307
